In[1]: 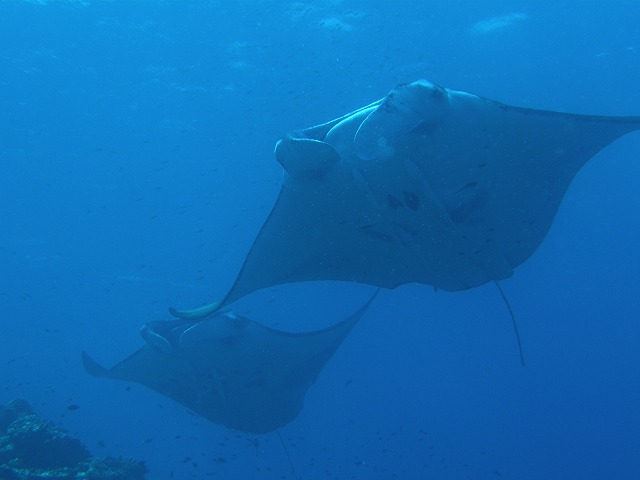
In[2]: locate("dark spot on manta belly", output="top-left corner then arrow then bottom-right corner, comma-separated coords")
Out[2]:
402,191 -> 420,211
359,224 -> 394,242
453,181 -> 478,194
387,194 -> 403,209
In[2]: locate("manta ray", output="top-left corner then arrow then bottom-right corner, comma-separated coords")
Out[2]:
171,80 -> 640,319
82,295 -> 375,434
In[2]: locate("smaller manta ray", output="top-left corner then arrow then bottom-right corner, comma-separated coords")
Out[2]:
170,79 -> 640,320
82,295 -> 375,434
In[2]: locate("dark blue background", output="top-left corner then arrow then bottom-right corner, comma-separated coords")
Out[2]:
1,1 -> 639,479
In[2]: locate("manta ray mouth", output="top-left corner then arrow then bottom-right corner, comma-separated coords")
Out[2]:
139,323 -> 174,354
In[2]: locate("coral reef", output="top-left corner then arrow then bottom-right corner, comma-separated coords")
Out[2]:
0,399 -> 147,480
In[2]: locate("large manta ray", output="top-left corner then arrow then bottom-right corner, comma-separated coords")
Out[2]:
82,295 -> 375,434
172,80 -> 640,319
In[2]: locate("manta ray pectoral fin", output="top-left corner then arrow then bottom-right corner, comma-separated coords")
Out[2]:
275,135 -> 340,181
169,300 -> 223,320
354,79 -> 450,160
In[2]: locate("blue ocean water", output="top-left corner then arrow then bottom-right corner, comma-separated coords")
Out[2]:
1,0 -> 639,479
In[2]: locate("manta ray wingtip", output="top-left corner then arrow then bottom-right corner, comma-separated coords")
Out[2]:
81,351 -> 109,377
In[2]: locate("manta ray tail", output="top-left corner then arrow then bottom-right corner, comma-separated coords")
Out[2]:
494,281 -> 525,366
277,429 -> 299,480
